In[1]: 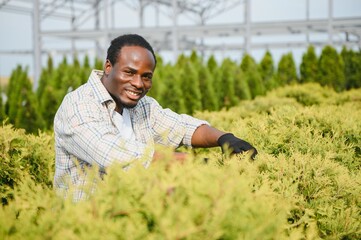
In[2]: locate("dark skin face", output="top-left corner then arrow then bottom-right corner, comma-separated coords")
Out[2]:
101,45 -> 155,114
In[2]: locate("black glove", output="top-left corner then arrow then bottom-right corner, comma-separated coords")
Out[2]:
217,133 -> 258,159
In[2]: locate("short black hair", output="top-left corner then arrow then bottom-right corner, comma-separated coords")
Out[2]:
106,34 -> 157,67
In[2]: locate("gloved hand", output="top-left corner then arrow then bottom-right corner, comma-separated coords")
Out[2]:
217,133 -> 258,159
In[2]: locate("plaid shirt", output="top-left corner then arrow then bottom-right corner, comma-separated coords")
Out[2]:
54,70 -> 208,200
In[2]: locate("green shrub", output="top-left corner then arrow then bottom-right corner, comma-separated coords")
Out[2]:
276,52 -> 298,86
241,54 -> 265,98
0,86 -> 4,122
341,47 -> 361,90
300,45 -> 318,83
271,83 -> 338,106
0,84 -> 360,239
318,45 -> 346,92
259,50 -> 277,91
0,124 -> 54,205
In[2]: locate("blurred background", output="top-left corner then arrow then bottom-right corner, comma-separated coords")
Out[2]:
0,0 -> 361,134
1,0 -> 361,88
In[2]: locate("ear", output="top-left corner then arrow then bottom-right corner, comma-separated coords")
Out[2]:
104,59 -> 112,75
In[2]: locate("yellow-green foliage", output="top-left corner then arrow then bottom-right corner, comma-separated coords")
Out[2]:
0,124 -> 54,204
1,83 -> 360,239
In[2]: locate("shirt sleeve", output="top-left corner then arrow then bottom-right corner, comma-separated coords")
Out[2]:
54,95 -> 154,170
147,97 -> 210,147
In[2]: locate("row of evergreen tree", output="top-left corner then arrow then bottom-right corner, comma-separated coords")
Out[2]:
0,45 -> 360,134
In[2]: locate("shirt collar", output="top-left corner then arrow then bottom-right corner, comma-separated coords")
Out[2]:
88,69 -> 113,104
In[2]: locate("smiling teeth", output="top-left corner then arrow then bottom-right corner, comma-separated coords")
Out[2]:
126,90 -> 140,96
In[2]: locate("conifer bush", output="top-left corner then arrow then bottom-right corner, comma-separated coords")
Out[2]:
181,61 -> 202,114
233,66 -> 252,101
241,54 -> 265,98
272,83 -> 337,106
1,84 -> 360,239
206,55 -> 223,110
259,50 -> 276,90
341,46 -> 361,90
277,52 -> 298,86
300,45 -> 318,83
198,64 -> 219,111
5,66 -> 44,133
0,124 -> 54,205
158,65 -> 187,113
0,85 -> 4,122
318,45 -> 346,92
219,59 -> 239,108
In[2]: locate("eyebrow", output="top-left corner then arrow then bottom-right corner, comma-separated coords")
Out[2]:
123,67 -> 137,72
123,66 -> 153,76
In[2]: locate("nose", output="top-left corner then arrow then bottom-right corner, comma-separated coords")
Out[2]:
131,74 -> 144,89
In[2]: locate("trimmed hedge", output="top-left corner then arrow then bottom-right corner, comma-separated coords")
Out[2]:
0,84 -> 360,239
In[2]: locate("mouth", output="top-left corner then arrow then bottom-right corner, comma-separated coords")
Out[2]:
125,89 -> 142,100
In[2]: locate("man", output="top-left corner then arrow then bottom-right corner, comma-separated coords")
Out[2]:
54,34 -> 257,200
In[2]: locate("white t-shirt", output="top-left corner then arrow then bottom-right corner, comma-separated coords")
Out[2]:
112,108 -> 135,141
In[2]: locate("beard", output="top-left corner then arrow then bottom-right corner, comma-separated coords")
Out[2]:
122,101 -> 138,109
108,91 -> 142,112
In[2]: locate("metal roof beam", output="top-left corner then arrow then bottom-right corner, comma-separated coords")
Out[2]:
39,17 -> 361,38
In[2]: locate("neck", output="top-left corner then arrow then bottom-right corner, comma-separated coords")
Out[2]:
107,92 -> 123,114
115,105 -> 123,114
101,75 -> 124,114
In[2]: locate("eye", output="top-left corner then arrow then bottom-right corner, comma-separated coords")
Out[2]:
124,70 -> 134,76
142,74 -> 153,81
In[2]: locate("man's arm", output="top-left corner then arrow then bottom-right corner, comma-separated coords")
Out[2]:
152,125 -> 222,162
191,124 -> 258,159
191,124 -> 225,147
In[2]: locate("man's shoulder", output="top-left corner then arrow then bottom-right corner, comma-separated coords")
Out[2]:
63,69 -> 106,103
130,96 -> 161,118
55,82 -> 102,125
140,95 -> 156,104
136,96 -> 160,109
62,83 -> 91,103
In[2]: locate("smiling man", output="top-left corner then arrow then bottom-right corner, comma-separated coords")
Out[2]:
54,34 -> 257,201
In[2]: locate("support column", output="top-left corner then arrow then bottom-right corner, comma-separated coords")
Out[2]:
244,0 -> 250,54
155,4 -> 159,27
33,0 -> 41,90
94,0 -> 102,60
172,0 -> 178,61
111,0 -> 115,29
139,0 -> 144,28
328,0 -> 333,45
306,0 -> 310,44
104,0 -> 110,46
71,0 -> 76,56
